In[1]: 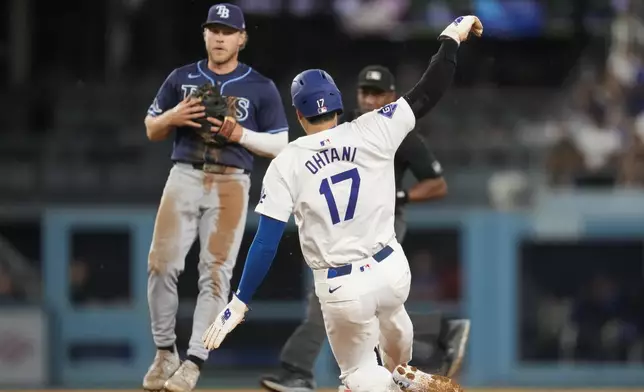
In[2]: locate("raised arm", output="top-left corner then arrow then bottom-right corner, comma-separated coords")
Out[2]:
352,16 -> 483,158
403,16 -> 483,120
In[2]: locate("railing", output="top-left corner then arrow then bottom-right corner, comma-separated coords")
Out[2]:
34,190 -> 644,388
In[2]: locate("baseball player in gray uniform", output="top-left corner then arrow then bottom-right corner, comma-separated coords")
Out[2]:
142,4 -> 289,392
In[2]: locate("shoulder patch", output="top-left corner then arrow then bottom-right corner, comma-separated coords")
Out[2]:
150,98 -> 162,115
377,103 -> 398,119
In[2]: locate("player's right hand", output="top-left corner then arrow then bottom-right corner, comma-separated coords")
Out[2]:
166,96 -> 206,128
439,16 -> 483,44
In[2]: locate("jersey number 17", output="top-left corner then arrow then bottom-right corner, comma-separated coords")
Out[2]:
319,168 -> 361,225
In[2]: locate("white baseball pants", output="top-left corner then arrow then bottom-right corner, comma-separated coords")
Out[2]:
313,240 -> 413,387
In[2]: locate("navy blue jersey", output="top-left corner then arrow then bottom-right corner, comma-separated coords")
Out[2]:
147,60 -> 289,172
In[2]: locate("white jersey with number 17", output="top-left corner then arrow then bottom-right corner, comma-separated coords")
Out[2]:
255,97 -> 416,269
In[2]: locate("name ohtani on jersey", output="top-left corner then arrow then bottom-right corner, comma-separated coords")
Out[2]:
305,146 -> 358,175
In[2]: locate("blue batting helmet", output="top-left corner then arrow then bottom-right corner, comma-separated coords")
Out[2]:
290,69 -> 343,118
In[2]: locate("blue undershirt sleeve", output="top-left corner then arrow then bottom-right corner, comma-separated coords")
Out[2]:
235,214 -> 287,304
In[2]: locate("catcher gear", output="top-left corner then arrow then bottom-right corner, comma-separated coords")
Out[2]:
291,69 -> 344,118
439,15 -> 483,44
190,83 -> 237,147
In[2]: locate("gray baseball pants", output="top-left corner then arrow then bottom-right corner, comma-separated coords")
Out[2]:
147,163 -> 250,361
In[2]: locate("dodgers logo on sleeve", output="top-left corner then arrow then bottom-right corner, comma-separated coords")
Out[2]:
377,103 -> 398,119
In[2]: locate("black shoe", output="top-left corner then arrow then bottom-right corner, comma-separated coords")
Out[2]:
440,319 -> 471,377
260,368 -> 316,392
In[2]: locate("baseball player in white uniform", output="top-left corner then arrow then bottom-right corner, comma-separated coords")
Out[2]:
202,16 -> 483,392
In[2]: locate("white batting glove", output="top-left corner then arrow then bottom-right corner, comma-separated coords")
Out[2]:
202,294 -> 248,350
439,15 -> 483,45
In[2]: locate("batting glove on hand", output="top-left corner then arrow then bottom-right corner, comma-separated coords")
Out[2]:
202,294 -> 248,350
439,15 -> 483,44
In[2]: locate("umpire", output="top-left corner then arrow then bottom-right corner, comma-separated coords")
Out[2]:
260,65 -> 471,392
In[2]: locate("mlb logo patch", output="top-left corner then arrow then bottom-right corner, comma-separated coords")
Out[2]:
366,71 -> 382,80
377,103 -> 398,119
360,264 -> 371,272
320,138 -> 331,147
317,106 -> 328,114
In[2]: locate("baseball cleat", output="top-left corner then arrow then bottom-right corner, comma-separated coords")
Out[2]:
393,364 -> 463,392
260,370 -> 316,392
142,348 -> 180,391
441,319 -> 470,377
163,359 -> 200,392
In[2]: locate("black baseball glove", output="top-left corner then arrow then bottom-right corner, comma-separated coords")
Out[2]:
190,83 -> 237,147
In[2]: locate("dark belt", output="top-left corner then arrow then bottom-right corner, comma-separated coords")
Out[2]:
175,161 -> 249,175
327,245 -> 394,279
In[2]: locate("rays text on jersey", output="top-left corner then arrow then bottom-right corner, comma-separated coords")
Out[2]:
305,146 -> 358,175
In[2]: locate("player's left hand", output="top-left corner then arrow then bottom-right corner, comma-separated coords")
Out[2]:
207,116 -> 243,143
202,294 -> 248,350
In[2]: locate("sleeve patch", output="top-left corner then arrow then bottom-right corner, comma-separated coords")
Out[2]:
377,103 -> 398,119
149,98 -> 163,115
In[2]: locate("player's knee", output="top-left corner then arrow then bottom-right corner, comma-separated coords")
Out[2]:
148,249 -> 180,277
345,364 -> 394,392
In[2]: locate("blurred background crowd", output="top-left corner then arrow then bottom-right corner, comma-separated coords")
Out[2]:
0,0 -> 643,389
